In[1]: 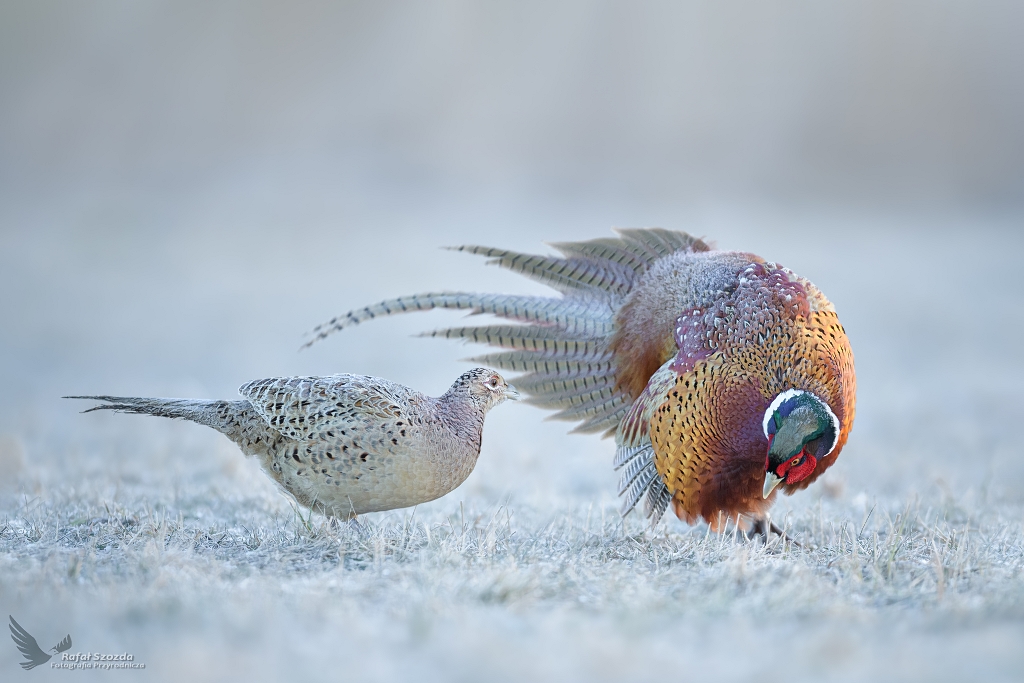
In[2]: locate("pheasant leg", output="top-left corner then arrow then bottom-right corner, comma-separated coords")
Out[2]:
746,518 -> 801,547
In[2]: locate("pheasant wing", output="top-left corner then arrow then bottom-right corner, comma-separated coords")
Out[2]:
8,616 -> 51,670
239,375 -> 410,441
616,359 -> 679,452
614,360 -> 679,520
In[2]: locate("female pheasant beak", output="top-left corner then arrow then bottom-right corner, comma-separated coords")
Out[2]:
476,370 -> 521,404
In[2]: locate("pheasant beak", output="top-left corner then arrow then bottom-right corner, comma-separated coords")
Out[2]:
763,471 -> 783,499
505,384 -> 521,401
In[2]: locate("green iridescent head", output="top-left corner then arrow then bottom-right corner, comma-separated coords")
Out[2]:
761,389 -> 839,498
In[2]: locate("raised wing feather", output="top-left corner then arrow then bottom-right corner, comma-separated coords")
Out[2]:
239,375 -> 411,441
613,359 -> 680,523
616,359 -> 679,451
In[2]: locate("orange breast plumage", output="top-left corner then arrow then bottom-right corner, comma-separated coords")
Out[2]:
648,261 -> 856,527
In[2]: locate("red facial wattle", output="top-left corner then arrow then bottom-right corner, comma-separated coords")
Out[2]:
780,452 -> 817,484
765,440 -> 819,486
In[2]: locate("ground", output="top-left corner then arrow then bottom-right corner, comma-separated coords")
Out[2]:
1,198 -> 1023,682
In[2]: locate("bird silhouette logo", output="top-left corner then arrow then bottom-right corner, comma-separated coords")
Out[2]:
8,616 -> 72,670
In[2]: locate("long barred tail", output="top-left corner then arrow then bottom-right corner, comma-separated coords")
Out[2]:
305,228 -> 709,437
65,396 -> 243,438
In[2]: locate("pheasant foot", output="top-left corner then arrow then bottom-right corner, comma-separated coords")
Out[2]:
746,518 -> 801,547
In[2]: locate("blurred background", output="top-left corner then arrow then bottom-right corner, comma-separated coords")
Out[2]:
1,0 -> 1022,498
1,1 -> 1023,681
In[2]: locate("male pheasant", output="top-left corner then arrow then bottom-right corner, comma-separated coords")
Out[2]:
69,369 -> 519,519
308,229 -> 855,532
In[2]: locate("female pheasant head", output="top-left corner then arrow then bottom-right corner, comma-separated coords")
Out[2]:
762,389 -> 840,498
450,368 -> 521,411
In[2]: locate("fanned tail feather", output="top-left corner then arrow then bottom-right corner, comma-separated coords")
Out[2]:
512,373 -> 616,397
305,228 -> 708,451
304,292 -> 615,348
448,245 -> 636,297
526,385 -> 619,411
556,398 -> 629,431
568,403 -> 630,435
615,228 -> 710,260
421,325 -> 607,357
548,238 -> 655,273
467,352 -> 614,378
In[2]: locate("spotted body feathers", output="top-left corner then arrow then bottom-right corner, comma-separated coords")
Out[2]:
70,369 -> 517,519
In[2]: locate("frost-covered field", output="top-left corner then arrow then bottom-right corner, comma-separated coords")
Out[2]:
3,490 -> 1024,681
4,3 -> 1024,679
1,202 -> 1023,681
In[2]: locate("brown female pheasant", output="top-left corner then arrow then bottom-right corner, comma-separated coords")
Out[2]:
68,369 -> 519,519
308,229 -> 856,533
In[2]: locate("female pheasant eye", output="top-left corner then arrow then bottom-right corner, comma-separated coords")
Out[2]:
487,377 -> 499,389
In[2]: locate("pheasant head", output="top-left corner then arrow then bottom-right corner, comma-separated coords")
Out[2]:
446,368 -> 522,412
762,390 -> 840,498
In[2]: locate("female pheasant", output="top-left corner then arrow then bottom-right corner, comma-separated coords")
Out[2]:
69,369 -> 519,519
308,229 -> 856,533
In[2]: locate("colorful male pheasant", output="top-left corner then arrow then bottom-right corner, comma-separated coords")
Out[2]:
308,229 -> 855,534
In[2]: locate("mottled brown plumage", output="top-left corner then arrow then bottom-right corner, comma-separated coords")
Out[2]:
68,369 -> 519,519
309,229 -> 856,530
